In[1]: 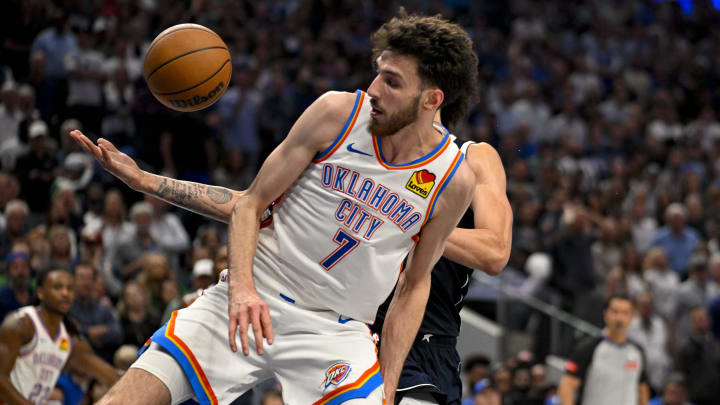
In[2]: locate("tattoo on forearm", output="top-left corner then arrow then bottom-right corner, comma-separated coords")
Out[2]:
207,186 -> 233,204
156,178 -> 232,207
156,178 -> 208,204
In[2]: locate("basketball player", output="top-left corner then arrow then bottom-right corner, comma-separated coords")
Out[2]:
0,268 -> 119,405
70,11 -> 477,405
372,116 -> 513,404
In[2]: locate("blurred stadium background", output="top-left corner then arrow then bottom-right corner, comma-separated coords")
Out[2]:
1,0 -> 720,404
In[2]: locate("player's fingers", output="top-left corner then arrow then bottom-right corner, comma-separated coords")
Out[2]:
97,138 -> 120,153
260,306 -> 274,345
228,314 -> 238,352
99,144 -> 113,166
250,306 -> 264,355
70,130 -> 99,157
239,307 -> 250,356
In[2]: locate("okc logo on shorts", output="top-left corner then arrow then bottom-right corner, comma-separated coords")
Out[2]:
405,169 -> 436,198
321,362 -> 352,392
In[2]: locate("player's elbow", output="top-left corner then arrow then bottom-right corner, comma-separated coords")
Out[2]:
483,251 -> 508,276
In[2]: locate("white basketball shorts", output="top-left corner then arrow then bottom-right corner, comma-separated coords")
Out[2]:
132,270 -> 384,405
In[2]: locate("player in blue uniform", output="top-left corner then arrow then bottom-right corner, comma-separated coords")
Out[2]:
373,125 -> 513,405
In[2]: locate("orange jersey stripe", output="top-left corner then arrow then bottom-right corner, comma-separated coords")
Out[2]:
312,361 -> 381,405
166,312 -> 218,405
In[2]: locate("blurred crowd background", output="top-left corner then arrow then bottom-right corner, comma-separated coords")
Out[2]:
1,0 -> 720,404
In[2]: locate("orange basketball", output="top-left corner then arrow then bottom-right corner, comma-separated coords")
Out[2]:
144,24 -> 231,112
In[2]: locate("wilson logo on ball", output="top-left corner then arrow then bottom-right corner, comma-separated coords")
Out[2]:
169,81 -> 225,109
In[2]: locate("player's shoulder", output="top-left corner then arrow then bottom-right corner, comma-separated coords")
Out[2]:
440,153 -> 475,202
0,310 -> 35,344
314,91 -> 361,120
464,142 -> 506,185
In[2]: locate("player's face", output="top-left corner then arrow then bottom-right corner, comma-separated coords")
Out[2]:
603,298 -> 634,332
38,270 -> 75,315
367,51 -> 424,137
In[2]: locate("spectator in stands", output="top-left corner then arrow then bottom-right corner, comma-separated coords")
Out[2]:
69,262 -> 122,362
0,173 -> 21,228
15,120 -> 58,213
463,355 -> 491,400
627,291 -> 671,393
707,255 -> 720,302
650,203 -> 701,276
643,247 -> 679,321
551,204 -> 596,308
65,27 -> 106,136
136,252 -> 174,314
675,255 -> 714,344
112,201 -> 157,281
83,189 -> 133,296
191,258 -> 215,291
29,9 -> 76,80
159,279 -> 181,324
118,281 -> 159,348
0,250 -> 32,322
47,224 -> 76,270
145,196 -> 189,270
648,374 -> 694,405
558,294 -> 650,405
675,307 -> 720,405
0,199 -> 29,259
591,217 -> 623,284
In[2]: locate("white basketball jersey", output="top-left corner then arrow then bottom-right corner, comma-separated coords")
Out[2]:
253,90 -> 465,322
9,306 -> 72,405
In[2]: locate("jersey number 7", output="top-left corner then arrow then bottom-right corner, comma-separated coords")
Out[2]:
320,228 -> 360,270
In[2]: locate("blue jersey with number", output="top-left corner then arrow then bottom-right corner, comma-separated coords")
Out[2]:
9,306 -> 72,405
252,90 -> 465,322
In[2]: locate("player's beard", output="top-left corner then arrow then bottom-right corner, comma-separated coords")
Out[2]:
369,95 -> 421,137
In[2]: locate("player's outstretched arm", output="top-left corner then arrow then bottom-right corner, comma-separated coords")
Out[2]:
225,91 -> 356,356
380,159 -> 475,403
68,337 -> 119,386
0,314 -> 35,405
70,130 -> 241,223
443,142 -> 512,274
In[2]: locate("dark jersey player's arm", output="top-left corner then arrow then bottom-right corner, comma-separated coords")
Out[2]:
380,159 -> 475,403
443,142 -> 512,274
0,314 -> 35,405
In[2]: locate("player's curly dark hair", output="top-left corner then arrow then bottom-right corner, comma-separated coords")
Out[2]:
371,9 -> 478,126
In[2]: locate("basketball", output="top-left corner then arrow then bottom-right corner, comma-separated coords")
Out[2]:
144,23 -> 231,112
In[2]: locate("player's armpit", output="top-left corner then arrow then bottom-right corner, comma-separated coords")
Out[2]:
379,160 -> 475,402
0,314 -> 35,405
68,337 -> 119,386
444,142 -> 513,274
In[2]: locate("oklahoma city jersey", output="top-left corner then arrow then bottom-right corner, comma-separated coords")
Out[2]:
8,306 -> 71,405
253,90 -> 465,323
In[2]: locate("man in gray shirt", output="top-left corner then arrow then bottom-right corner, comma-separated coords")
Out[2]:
558,294 -> 650,405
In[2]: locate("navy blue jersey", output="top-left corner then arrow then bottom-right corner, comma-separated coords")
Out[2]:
373,139 -> 475,338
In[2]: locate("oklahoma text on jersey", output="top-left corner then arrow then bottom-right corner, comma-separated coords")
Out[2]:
321,163 -> 423,239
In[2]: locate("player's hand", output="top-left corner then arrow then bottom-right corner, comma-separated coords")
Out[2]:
69,130 -> 144,190
227,288 -> 274,356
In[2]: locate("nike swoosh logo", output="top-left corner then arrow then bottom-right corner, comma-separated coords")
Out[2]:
338,315 -> 354,324
346,143 -> 372,157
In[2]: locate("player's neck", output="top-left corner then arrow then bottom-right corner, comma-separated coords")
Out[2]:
37,306 -> 63,336
379,118 -> 444,165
